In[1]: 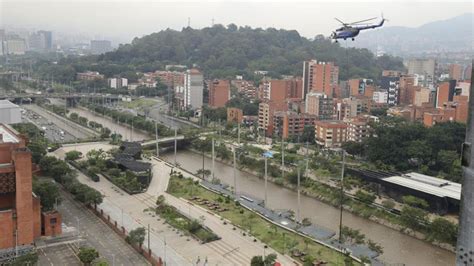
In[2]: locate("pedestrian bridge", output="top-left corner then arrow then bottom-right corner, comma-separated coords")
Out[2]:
141,135 -> 186,146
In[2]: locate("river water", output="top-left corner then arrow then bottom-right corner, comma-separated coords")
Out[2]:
70,106 -> 455,266
161,151 -> 455,266
68,107 -> 150,141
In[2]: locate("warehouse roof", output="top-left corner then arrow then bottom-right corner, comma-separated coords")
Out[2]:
0,100 -> 19,109
383,172 -> 461,200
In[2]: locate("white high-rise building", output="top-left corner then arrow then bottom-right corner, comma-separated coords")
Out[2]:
108,78 -> 128,89
183,69 -> 203,110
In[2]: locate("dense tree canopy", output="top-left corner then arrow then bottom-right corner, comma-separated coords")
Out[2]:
355,118 -> 465,182
32,25 -> 404,83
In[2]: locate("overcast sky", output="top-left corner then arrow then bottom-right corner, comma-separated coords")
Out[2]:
1,0 -> 472,44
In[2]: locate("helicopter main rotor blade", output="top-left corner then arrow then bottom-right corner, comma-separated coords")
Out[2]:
334,18 -> 347,25
349,17 -> 378,25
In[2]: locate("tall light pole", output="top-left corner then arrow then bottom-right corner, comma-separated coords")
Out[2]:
237,123 -> 240,144
281,136 -> 285,179
233,146 -> 237,195
174,127 -> 177,166
297,165 -> 301,224
339,150 -> 346,244
155,122 -> 159,157
263,151 -> 273,207
456,62 -> 474,266
211,138 -> 215,180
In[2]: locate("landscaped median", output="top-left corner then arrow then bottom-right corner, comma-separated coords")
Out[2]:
167,174 -> 361,266
150,198 -> 220,244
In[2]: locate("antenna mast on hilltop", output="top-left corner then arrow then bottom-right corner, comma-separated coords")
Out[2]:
187,17 -> 191,28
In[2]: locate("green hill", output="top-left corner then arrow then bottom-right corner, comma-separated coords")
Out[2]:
43,25 -> 406,83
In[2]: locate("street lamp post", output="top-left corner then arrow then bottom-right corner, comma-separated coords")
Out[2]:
264,155 -> 268,206
174,127 -> 177,166
155,122 -> 159,157
211,138 -> 215,180
262,151 -> 273,207
339,150 -> 346,244
281,137 -> 285,179
297,166 -> 301,224
233,146 -> 237,195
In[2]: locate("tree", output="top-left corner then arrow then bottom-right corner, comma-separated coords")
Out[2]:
127,227 -> 146,247
77,247 -> 99,265
400,206 -> 428,231
301,125 -> 315,144
65,150 -> 82,161
196,169 -> 211,179
381,199 -> 395,209
156,195 -> 165,206
427,218 -> 458,245
250,255 -> 264,266
33,179 -> 61,211
355,190 -> 376,204
342,141 -> 365,157
9,251 -> 38,266
402,195 -> 429,210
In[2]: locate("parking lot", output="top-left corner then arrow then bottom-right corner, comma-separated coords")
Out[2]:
56,188 -> 149,265
38,243 -> 81,266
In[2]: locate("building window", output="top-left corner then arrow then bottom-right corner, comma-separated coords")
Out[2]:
50,218 -> 57,224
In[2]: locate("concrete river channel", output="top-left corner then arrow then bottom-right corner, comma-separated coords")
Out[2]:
72,106 -> 455,266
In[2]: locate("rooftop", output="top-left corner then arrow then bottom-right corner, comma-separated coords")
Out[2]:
0,124 -> 20,143
383,172 -> 461,200
0,100 -> 19,109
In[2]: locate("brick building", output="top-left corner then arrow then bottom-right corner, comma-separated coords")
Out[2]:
314,120 -> 348,148
425,95 -> 470,126
208,80 -> 230,108
348,79 -> 374,97
0,124 -> 61,254
231,80 -> 257,99
227,107 -> 243,124
76,71 -> 104,81
448,64 -> 463,81
436,80 -> 457,107
272,111 -> 317,139
304,92 -> 334,120
302,60 -> 339,97
345,116 -> 378,143
258,101 -> 289,136
260,79 -> 303,102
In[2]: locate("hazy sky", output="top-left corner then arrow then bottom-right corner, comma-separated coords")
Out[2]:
1,0 -> 472,44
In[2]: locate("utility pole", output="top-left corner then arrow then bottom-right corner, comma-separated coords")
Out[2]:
456,62 -> 474,266
148,224 -> 150,251
305,141 -> 309,179
264,155 -> 268,207
237,123 -> 240,144
211,138 -> 215,180
297,166 -> 301,224
281,137 -> 285,179
174,127 -> 177,166
233,146 -> 237,195
131,119 -> 134,141
155,122 -> 159,157
339,150 -> 346,244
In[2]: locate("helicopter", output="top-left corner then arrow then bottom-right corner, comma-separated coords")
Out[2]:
331,15 -> 386,42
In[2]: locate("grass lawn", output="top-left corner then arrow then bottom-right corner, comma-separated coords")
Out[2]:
167,176 -> 359,266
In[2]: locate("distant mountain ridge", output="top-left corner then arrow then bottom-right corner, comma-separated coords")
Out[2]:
351,13 -> 473,56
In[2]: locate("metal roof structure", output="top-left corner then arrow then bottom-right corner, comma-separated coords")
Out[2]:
382,172 -> 461,200
0,124 -> 20,143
